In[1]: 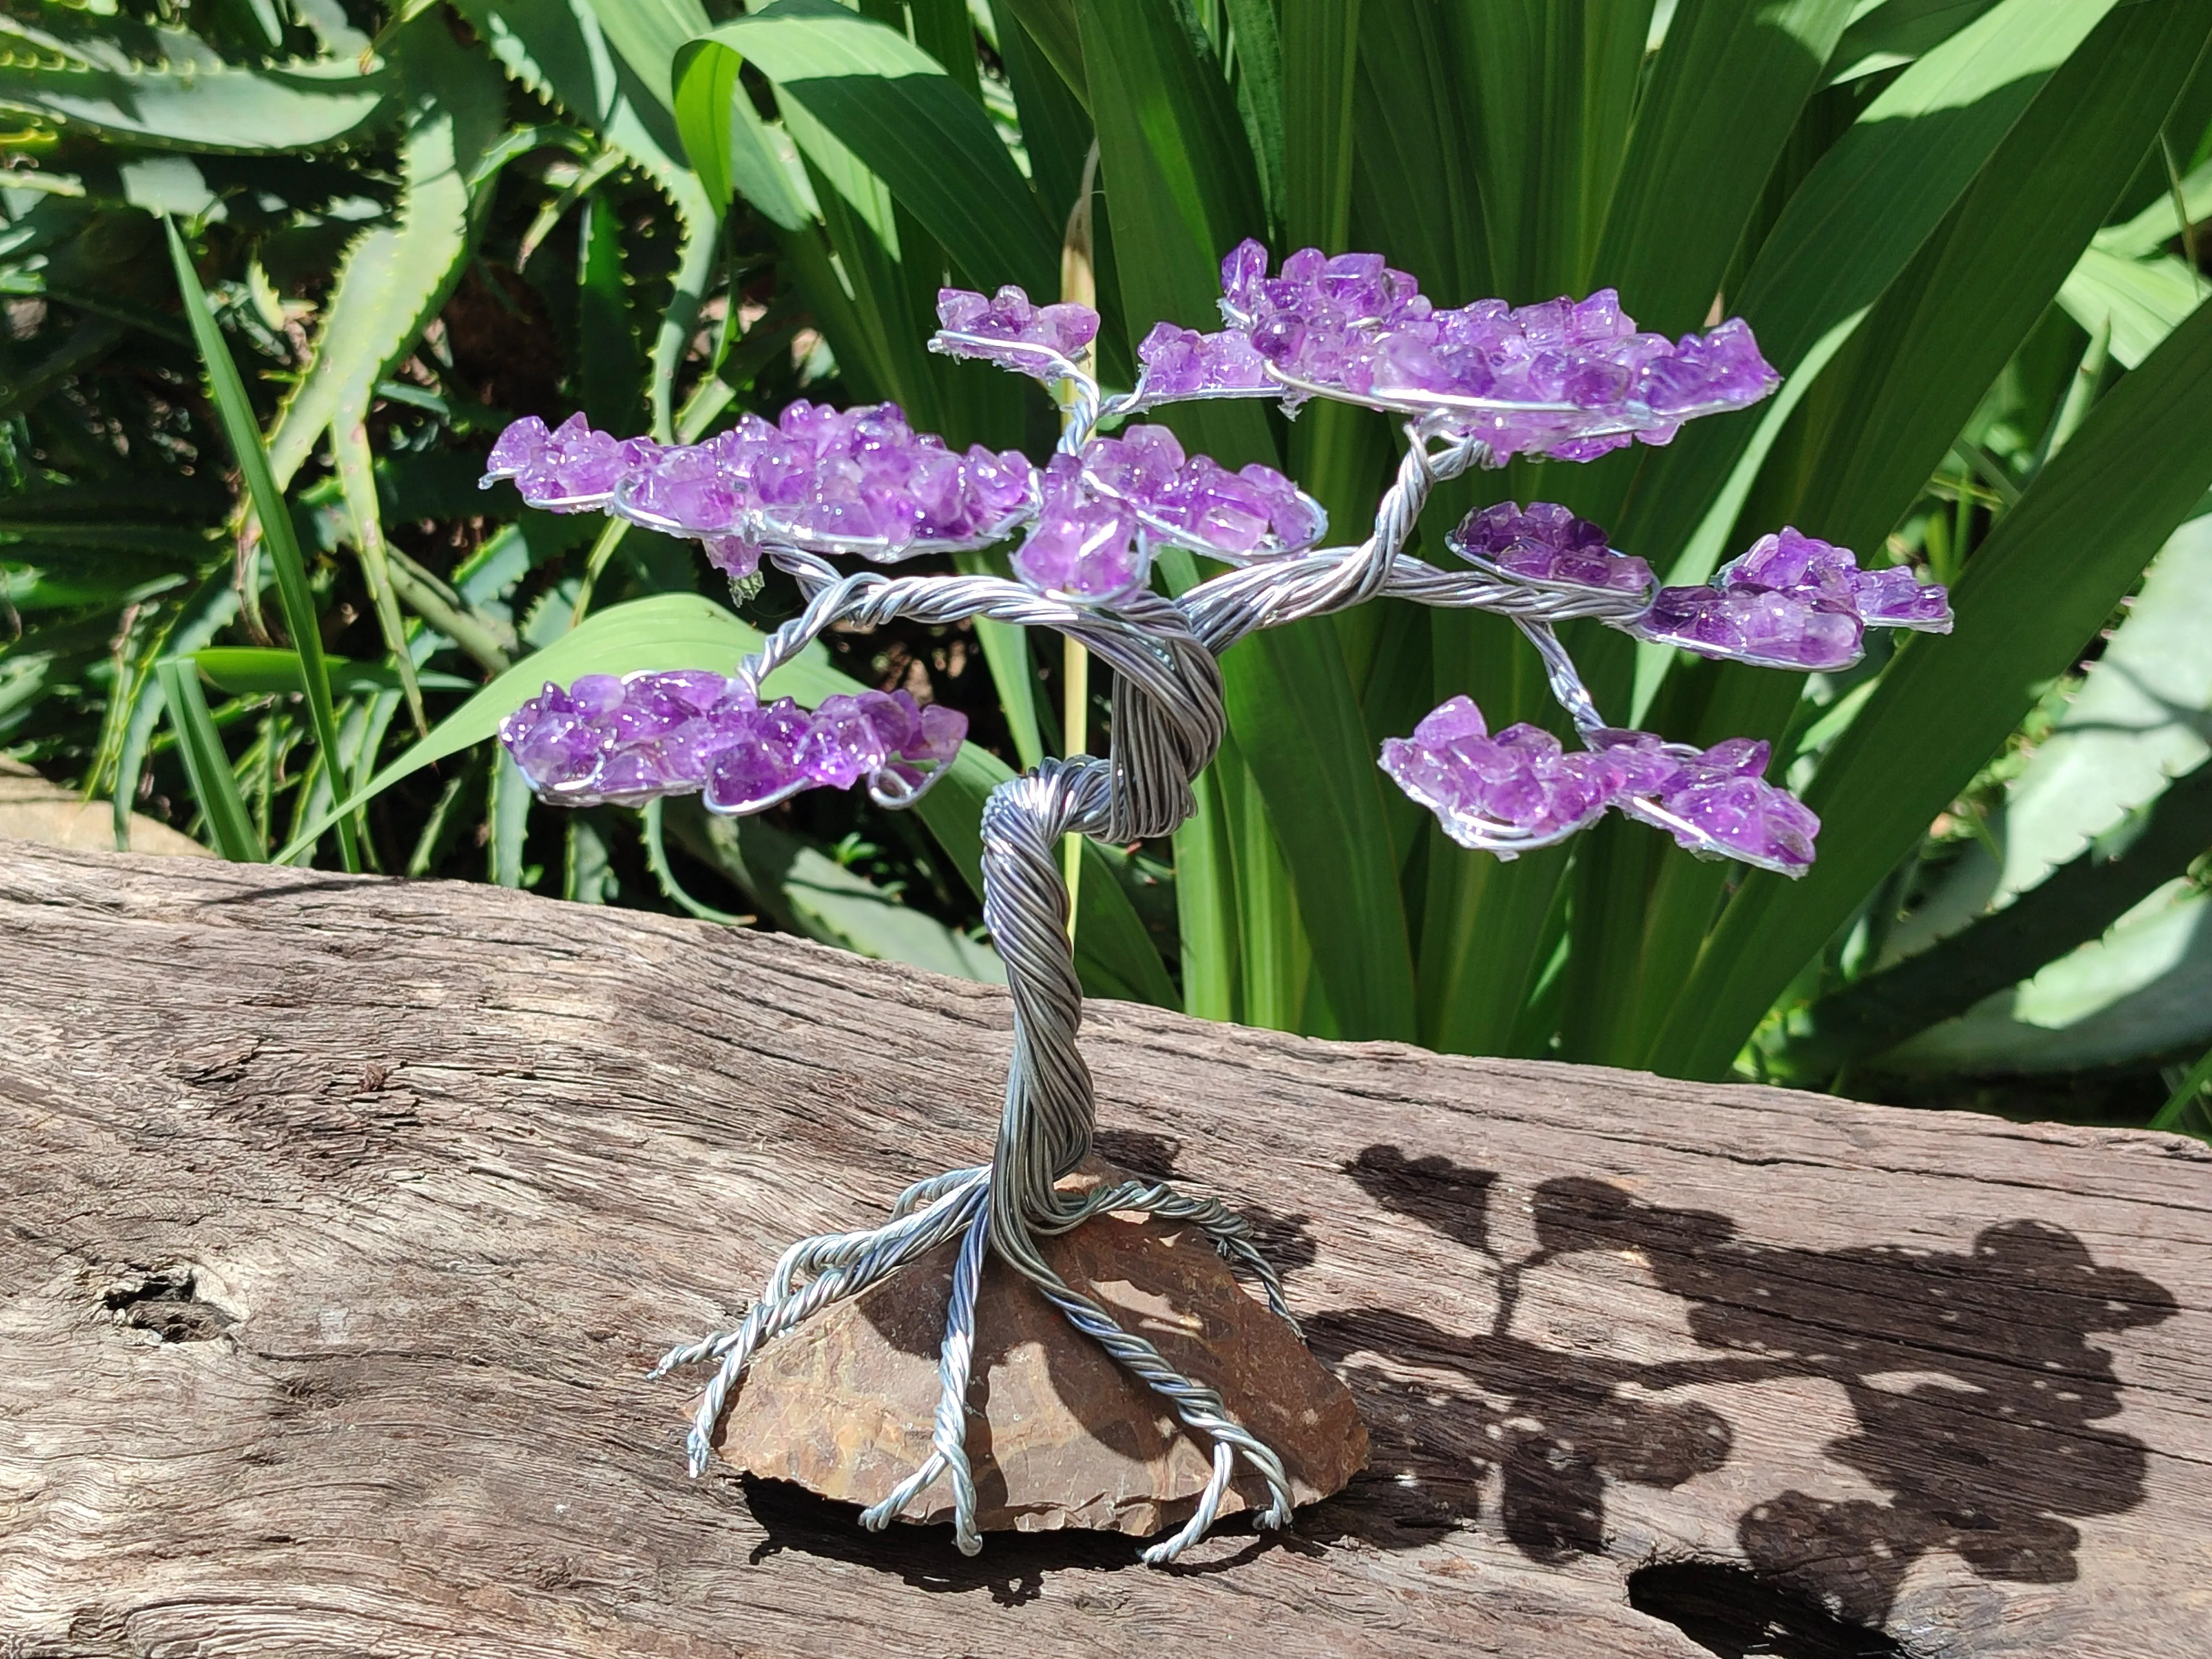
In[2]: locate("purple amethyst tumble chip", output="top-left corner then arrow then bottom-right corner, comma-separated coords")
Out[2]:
1447,501 -> 1653,595
499,672 -> 968,815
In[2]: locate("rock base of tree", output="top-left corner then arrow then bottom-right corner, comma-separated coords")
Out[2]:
717,1178 -> 1369,1537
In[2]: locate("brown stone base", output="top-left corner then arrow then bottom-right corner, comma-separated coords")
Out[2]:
711,1192 -> 1368,1539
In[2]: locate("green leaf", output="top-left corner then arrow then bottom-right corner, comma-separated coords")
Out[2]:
669,801 -> 1006,983
1736,0 -> 2122,373
1872,880 -> 2212,1076
165,217 -> 360,873
1279,0 -> 1360,252
677,0 -> 1058,296
0,22 -> 394,152
1595,0 -> 1860,338
265,19 -> 509,489
1761,0 -> 2211,568
1829,0 -> 2010,85
194,648 -> 473,700
457,0 -> 728,435
1448,0 -> 1653,300
267,593 -> 1173,1003
1769,758 -> 2212,1076
999,0 -> 1088,109
154,658 -> 263,862
2059,245 -> 2209,370
1649,280 -> 2212,1079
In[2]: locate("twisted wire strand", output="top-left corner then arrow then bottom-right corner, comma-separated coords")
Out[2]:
860,1194 -> 993,1552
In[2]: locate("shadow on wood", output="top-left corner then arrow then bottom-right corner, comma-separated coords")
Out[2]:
0,843 -> 2205,1657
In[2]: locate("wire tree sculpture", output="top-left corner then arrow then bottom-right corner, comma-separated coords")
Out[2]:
482,240 -> 1952,1564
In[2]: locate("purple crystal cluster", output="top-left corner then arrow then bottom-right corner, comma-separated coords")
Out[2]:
1082,424 -> 1326,561
1015,455 -> 1148,601
1447,502 -> 1653,595
501,671 -> 966,815
485,411 -> 660,508
1632,527 -> 1952,671
931,285 -> 1100,375
484,403 -> 1036,561
1213,240 -> 1780,457
1130,322 -> 1276,405
1380,696 -> 1820,874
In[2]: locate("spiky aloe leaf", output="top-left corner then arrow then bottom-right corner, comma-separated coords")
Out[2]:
265,18 -> 508,489
0,18 -> 395,152
456,0 -> 722,440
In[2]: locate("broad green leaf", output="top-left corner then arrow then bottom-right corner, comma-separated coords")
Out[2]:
670,802 -> 1008,983
1886,513 -> 2212,960
0,21 -> 394,152
1760,0 -> 2211,572
1828,0 -> 2007,85
1602,0 -> 2207,1068
1648,285 -> 2212,1078
155,658 -> 263,862
1225,0 -> 1286,232
678,0 -> 1058,296
1613,0 -> 2129,573
1768,758 -> 2212,1076
270,593 -> 1173,1003
1279,2 -> 1358,254
1079,0 -> 1413,1039
166,218 -> 359,873
1448,0 -> 1653,300
1874,880 -> 2212,1075
1595,0 -> 1859,338
194,648 -> 474,700
2059,246 -> 2209,369
1737,0 -> 2122,372
1348,0 -> 1489,301
999,0 -> 1088,109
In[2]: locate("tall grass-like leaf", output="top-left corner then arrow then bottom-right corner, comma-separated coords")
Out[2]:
1279,0 -> 1358,251
1613,0 -> 2127,577
1000,0 -> 1088,107
1594,0 -> 1859,340
1649,292 -> 2212,1079
266,593 -> 1174,1003
1080,0 -> 1416,1038
165,218 -> 361,872
332,418 -> 428,735
1451,0 -> 1652,301
677,1 -> 1059,296
154,658 -> 263,862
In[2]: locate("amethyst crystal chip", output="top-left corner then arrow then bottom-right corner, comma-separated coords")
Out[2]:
483,412 -> 660,510
1597,732 -> 1820,875
1378,695 -> 1618,855
1631,527 -> 1949,670
1014,455 -> 1147,601
1212,238 -> 1780,456
931,285 -> 1100,377
1447,501 -> 1653,595
1379,699 -> 1820,874
1129,321 -> 1276,406
499,672 -> 967,813
1081,424 -> 1327,561
541,399 -> 1041,561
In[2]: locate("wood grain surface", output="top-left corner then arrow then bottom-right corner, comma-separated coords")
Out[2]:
1,842 -> 2205,1658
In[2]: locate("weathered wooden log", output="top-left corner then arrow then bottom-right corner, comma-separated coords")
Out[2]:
1,841 -> 2205,1658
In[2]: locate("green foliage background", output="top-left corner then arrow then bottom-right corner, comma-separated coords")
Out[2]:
5,0 -> 2211,1135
